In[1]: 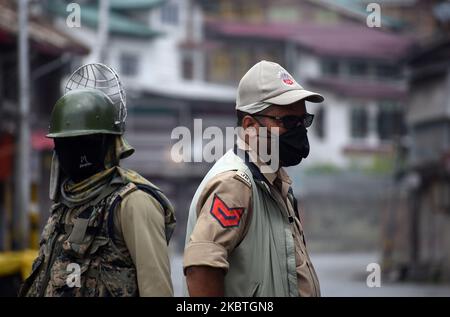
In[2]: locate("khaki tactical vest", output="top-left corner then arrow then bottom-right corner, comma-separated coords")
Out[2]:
20,181 -> 172,297
184,148 -> 298,297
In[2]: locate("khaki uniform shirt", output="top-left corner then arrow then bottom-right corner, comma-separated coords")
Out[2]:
184,141 -> 320,297
113,190 -> 173,296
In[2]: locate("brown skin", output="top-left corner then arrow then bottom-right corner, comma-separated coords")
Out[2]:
185,100 -> 308,297
186,266 -> 225,297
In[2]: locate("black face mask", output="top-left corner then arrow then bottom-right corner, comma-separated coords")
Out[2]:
54,135 -> 108,183
277,125 -> 310,167
254,118 -> 310,168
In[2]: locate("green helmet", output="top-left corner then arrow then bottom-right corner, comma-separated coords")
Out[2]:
47,88 -> 124,138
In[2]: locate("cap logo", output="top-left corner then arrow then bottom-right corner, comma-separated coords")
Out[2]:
278,70 -> 294,86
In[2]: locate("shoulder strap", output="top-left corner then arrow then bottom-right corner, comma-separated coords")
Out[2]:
135,184 -> 169,211
106,183 -> 138,243
135,184 -> 175,243
106,182 -> 174,244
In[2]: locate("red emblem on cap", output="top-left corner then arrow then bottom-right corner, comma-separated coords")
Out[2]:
279,71 -> 294,85
210,194 -> 245,228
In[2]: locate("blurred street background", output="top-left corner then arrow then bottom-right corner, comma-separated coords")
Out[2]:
1,0 -> 450,296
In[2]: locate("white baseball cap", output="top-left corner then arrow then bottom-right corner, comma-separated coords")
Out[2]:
236,60 -> 324,114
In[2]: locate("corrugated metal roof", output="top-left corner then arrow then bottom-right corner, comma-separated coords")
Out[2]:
314,0 -> 405,29
207,20 -> 415,61
308,77 -> 407,100
110,0 -> 165,10
47,0 -> 163,38
0,0 -> 89,55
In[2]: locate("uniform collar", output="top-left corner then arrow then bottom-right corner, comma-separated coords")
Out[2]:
236,137 -> 292,186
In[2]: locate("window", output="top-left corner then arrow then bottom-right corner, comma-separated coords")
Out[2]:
314,106 -> 326,140
241,2 -> 264,23
268,6 -> 299,23
321,59 -> 339,76
234,49 -> 251,82
377,101 -> 405,141
314,11 -> 339,24
376,64 -> 401,80
161,2 -> 179,25
182,54 -> 194,80
350,106 -> 369,139
208,51 -> 232,83
219,0 -> 235,20
120,52 -> 139,77
349,60 -> 368,77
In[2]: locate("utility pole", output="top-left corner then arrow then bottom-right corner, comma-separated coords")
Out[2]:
13,0 -> 31,250
98,0 -> 110,63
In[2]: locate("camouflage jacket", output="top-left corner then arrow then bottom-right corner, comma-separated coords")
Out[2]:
19,182 -> 169,297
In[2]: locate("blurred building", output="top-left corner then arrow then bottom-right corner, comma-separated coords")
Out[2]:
0,0 -> 88,294
41,0 -> 420,247
357,0 -> 450,40
0,0 -> 89,250
382,38 -> 450,282
45,0 -> 237,246
196,0 -> 414,169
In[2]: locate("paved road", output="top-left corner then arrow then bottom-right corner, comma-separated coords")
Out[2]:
311,252 -> 450,297
170,251 -> 450,297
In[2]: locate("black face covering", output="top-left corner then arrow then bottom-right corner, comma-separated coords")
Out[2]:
253,118 -> 310,167
54,135 -> 109,183
277,125 -> 310,167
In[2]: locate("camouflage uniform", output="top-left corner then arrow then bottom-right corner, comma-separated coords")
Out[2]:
22,180 -> 174,297
19,88 -> 175,297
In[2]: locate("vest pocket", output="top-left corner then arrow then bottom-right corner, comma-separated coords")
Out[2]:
47,236 -> 103,296
62,230 -> 108,259
47,258 -> 91,296
99,263 -> 138,297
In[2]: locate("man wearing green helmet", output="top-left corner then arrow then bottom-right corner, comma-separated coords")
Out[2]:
19,88 -> 176,297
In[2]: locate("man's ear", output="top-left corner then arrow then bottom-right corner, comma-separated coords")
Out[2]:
242,115 -> 258,130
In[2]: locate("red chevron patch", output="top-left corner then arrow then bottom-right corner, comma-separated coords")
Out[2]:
210,194 -> 245,228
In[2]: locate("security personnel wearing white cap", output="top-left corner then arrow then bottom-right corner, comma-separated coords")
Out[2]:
183,60 -> 323,297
